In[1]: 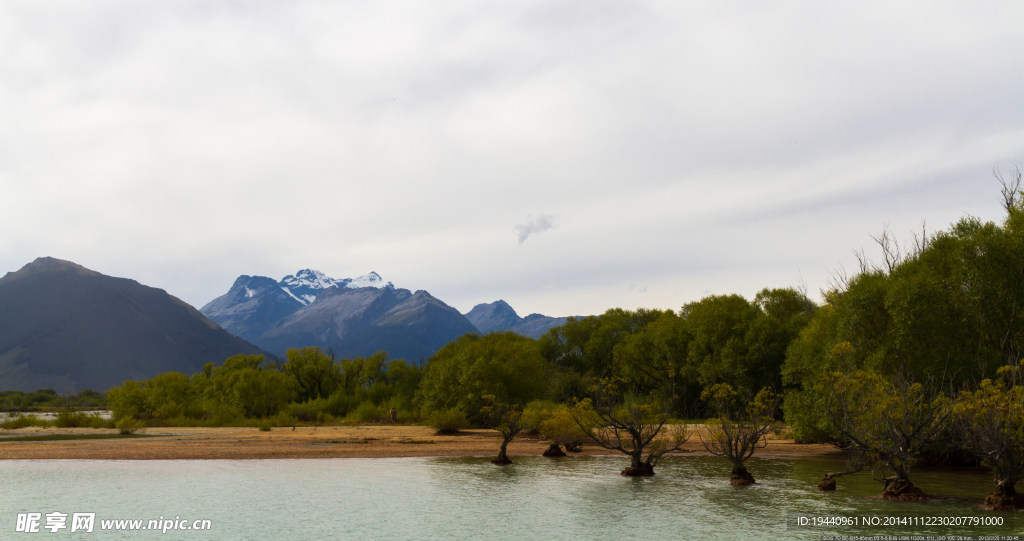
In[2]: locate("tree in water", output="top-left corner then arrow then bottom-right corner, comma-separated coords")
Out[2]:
571,377 -> 688,476
954,361 -> 1024,510
698,384 -> 780,485
538,404 -> 587,456
824,370 -> 949,500
480,395 -> 524,466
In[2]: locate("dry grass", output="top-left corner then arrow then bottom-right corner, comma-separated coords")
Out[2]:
0,424 -> 841,460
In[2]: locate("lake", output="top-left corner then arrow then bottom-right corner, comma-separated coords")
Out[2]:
0,455 -> 1018,539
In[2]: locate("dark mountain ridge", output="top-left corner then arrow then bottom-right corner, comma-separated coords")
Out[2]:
0,257 -> 266,392
464,300 -> 568,339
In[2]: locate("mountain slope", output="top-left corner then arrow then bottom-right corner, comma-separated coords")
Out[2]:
464,300 -> 568,339
247,286 -> 478,362
0,257 -> 266,392
199,275 -> 305,345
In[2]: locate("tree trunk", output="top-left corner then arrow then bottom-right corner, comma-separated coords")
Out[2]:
542,443 -> 567,458
881,475 -> 925,501
621,452 -> 655,476
492,437 -> 513,465
730,464 -> 756,486
984,479 -> 1023,510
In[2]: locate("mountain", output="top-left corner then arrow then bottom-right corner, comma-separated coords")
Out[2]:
202,269 -> 476,362
0,257 -> 266,393
198,275 -> 305,345
463,300 -> 568,338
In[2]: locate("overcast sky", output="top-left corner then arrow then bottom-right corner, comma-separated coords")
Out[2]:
2,1 -> 1023,317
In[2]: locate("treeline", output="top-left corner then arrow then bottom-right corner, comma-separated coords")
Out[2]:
0,389 -> 106,411
107,351 -> 421,427
101,288 -> 813,428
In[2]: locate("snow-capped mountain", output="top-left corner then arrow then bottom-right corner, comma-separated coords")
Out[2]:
280,269 -> 392,305
201,267 -> 570,362
201,268 -> 473,362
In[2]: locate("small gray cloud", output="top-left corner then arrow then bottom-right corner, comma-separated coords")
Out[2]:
515,214 -> 556,244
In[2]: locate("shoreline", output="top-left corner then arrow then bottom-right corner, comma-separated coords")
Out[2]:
0,425 -> 843,460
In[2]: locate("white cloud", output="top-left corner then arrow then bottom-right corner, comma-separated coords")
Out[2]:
515,214 -> 556,244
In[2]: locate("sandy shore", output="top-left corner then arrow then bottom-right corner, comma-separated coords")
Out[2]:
0,424 -> 842,460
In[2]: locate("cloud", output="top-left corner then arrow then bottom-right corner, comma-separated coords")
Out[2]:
515,214 -> 556,244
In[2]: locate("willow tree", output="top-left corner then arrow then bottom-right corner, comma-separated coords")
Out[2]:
480,394 -> 524,466
954,362 -> 1024,510
698,384 -> 779,485
571,378 -> 688,476
824,370 -> 949,500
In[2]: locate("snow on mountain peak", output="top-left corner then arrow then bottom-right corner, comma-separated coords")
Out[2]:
348,271 -> 393,289
278,269 -> 391,305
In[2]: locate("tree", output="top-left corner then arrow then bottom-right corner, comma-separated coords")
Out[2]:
698,384 -> 780,485
418,332 -> 549,421
480,394 -> 524,465
538,404 -> 587,455
571,377 -> 688,476
539,309 -> 667,379
954,361 -> 1024,510
283,347 -> 340,402
823,370 -> 950,500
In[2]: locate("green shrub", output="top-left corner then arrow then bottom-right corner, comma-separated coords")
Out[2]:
428,408 -> 469,434
521,400 -> 559,435
539,405 -> 587,450
54,410 -> 109,428
258,422 -> 272,432
116,417 -> 142,435
272,412 -> 298,428
347,401 -> 383,424
1,414 -> 43,429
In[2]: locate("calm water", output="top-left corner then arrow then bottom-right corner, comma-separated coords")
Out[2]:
0,455 -> 1018,540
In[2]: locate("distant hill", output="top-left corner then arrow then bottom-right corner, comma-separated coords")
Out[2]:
463,300 -> 567,339
0,257 -> 266,392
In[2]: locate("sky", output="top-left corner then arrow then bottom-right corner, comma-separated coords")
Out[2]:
2,1 -> 1023,318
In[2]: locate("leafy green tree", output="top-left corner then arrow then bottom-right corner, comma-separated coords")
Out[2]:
480,394 -> 524,465
107,380 -> 151,420
284,347 -> 340,402
681,294 -> 760,389
231,368 -> 292,418
954,362 -> 1024,510
418,332 -> 549,421
823,370 -> 950,500
539,309 -> 666,379
612,311 -> 692,407
203,354 -> 294,419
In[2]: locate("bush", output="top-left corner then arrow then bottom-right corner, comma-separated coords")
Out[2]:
428,408 -> 469,434
347,401 -> 383,424
522,400 -> 559,435
54,410 -> 110,429
1,414 -> 43,429
116,417 -> 142,435
539,405 -> 587,450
